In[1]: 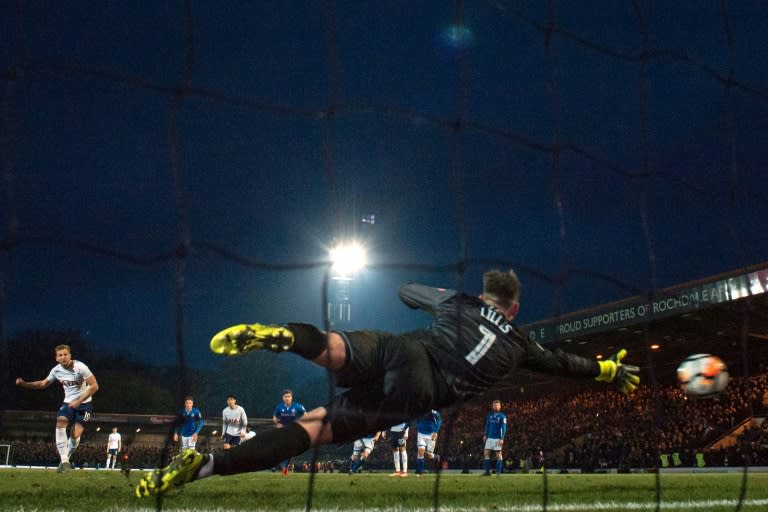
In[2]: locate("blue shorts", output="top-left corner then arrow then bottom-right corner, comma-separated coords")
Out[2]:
57,402 -> 93,425
223,433 -> 242,446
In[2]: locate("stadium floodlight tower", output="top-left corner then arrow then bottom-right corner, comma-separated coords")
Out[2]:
328,242 -> 367,329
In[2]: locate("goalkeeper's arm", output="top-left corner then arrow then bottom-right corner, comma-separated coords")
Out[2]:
595,349 -> 640,394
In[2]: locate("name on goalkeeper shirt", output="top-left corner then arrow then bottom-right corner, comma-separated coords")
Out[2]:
481,307 -> 512,334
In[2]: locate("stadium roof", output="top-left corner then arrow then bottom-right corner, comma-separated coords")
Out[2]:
512,261 -> 768,394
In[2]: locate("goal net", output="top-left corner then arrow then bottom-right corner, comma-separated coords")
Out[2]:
1,1 -> 766,509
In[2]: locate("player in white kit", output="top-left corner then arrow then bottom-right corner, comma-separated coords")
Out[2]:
16,344 -> 99,473
221,395 -> 249,449
349,431 -> 383,474
387,422 -> 410,477
106,427 -> 122,469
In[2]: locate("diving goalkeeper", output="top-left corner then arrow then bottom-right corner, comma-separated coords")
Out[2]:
136,268 -> 639,497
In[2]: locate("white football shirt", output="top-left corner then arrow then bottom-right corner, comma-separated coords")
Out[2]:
107,432 -> 122,450
222,405 -> 248,436
46,360 -> 94,404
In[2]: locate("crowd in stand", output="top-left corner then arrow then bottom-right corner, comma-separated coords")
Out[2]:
4,374 -> 767,472
332,372 -> 768,472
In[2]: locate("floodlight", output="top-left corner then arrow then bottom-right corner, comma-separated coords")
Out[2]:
330,242 -> 367,278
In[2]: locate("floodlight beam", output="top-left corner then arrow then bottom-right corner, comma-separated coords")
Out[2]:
330,242 -> 367,278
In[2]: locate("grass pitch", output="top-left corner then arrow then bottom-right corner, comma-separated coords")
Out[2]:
1,468 -> 767,512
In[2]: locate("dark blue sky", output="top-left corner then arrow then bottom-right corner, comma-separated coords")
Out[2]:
1,2 -> 766,369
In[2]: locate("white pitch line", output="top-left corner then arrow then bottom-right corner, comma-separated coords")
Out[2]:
479,499 -> 768,511
53,498 -> 768,512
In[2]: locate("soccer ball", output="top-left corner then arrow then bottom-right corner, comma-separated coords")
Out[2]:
677,353 -> 728,398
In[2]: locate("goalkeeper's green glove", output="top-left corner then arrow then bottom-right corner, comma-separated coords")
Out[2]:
595,349 -> 640,394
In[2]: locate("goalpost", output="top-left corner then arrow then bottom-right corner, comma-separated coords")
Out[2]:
0,444 -> 11,466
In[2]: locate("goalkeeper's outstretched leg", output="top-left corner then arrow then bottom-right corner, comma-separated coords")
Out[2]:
210,322 -> 347,370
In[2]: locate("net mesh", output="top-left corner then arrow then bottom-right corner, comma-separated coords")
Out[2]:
1,0 -> 767,509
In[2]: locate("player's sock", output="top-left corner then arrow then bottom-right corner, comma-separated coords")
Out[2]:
393,452 -> 401,473
483,459 -> 491,474
496,459 -> 504,475
196,454 -> 215,479
67,436 -> 80,458
417,457 -> 425,474
284,323 -> 327,359
105,456 -> 111,468
433,453 -> 441,468
401,451 -> 408,473
350,458 -> 363,473
55,428 -> 68,462
214,422 -> 310,476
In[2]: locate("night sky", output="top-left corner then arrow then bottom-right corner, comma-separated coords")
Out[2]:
1,2 -> 766,372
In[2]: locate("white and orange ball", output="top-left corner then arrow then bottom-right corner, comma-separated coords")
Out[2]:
677,354 -> 729,398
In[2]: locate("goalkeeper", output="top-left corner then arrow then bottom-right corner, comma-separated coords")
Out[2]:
137,269 -> 639,497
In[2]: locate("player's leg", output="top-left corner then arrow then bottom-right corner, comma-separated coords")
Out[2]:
483,447 -> 493,475
136,383 -> 387,497
428,436 -> 441,469
54,406 -> 73,471
210,323 -> 347,369
68,422 -> 84,460
388,432 -> 403,476
221,388 -> 382,476
280,457 -> 290,475
137,406 -> 335,497
233,406 -> 332,468
416,438 -> 426,475
390,450 -> 401,475
55,418 -> 69,462
495,449 -> 504,476
400,445 -> 408,476
358,446 -> 372,472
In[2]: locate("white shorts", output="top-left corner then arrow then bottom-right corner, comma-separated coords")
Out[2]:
417,432 -> 436,454
352,437 -> 375,456
181,435 -> 197,449
484,437 -> 503,452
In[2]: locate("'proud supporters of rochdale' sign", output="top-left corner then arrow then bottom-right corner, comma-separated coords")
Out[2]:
523,265 -> 768,344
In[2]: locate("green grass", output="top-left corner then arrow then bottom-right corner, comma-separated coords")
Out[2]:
1,469 -> 768,511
